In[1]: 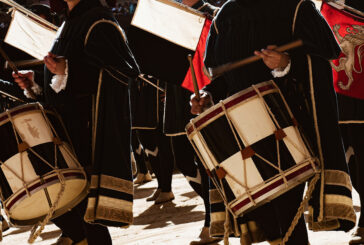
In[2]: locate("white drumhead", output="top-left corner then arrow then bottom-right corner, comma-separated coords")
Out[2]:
283,126 -> 310,164
13,110 -> 53,148
220,152 -> 264,198
9,176 -> 87,222
228,97 -> 276,146
59,143 -> 81,169
191,134 -> 216,171
1,152 -> 38,193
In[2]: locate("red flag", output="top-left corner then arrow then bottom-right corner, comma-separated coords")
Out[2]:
181,18 -> 211,92
321,2 -> 364,99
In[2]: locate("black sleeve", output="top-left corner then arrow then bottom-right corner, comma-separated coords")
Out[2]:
287,0 -> 341,79
72,21 -> 140,86
203,20 -> 228,102
292,0 -> 341,60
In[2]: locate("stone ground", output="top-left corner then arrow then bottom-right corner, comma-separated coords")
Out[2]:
1,173 -> 360,245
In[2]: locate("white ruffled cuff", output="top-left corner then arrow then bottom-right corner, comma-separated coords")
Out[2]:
50,59 -> 68,93
271,58 -> 291,78
20,70 -> 42,99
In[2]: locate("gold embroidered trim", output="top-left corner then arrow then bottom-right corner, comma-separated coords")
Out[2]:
325,194 -> 353,207
96,206 -> 133,224
85,19 -> 127,45
90,175 -> 99,189
213,8 -> 219,18
100,175 -> 134,195
324,170 -> 352,191
165,132 -> 186,136
307,197 -> 356,231
213,19 -> 219,35
292,0 -> 304,35
84,196 -> 134,225
92,69 -> 103,165
84,197 -> 97,221
99,196 -> 133,210
210,220 -> 225,237
339,120 -> 364,124
211,212 -> 226,222
239,221 -> 265,244
209,189 -> 223,204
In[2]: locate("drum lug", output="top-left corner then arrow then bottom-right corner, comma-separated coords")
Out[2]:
274,129 -> 287,141
216,167 -> 227,180
241,146 -> 255,160
53,137 -> 62,145
18,142 -> 29,152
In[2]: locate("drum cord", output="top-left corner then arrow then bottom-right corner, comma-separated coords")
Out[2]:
282,173 -> 319,244
28,175 -> 66,243
281,54 -> 324,245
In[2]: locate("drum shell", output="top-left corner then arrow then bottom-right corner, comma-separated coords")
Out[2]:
0,103 -> 88,226
186,81 -> 319,217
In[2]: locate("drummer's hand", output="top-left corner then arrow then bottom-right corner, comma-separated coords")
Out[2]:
44,52 -> 66,75
190,91 -> 213,115
254,45 -> 290,70
12,70 -> 34,90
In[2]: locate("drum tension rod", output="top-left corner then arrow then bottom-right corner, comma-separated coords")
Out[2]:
40,178 -> 53,208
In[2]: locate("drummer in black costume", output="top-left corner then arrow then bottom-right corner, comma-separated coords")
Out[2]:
13,0 -> 140,244
191,0 -> 356,244
162,1 -> 220,244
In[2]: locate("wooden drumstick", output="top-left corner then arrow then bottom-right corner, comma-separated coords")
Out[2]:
0,45 -> 37,99
187,54 -> 200,99
207,39 -> 303,80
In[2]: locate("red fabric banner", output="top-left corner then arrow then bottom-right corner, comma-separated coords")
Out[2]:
181,18 -> 212,92
321,2 -> 364,99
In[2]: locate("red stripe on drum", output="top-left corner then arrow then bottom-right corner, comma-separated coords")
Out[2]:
186,84 -> 275,135
0,104 -> 40,123
231,162 -> 315,213
5,172 -> 85,210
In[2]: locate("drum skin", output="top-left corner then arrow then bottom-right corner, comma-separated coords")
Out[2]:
186,81 -> 319,217
0,103 -> 88,226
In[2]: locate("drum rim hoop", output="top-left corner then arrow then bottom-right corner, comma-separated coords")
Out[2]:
186,80 -> 276,135
4,169 -> 87,211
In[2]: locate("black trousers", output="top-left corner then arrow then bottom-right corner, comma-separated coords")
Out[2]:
237,183 -> 308,244
171,135 -> 211,227
138,129 -> 174,192
52,199 -> 112,244
132,130 -> 149,175
337,93 -> 364,227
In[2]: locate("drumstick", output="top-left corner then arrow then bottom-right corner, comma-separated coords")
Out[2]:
0,90 -> 25,102
187,54 -> 200,99
5,59 -> 44,68
0,46 -> 37,99
207,39 -> 303,80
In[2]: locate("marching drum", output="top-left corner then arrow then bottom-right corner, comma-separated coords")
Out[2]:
0,103 -> 88,226
186,81 -> 319,217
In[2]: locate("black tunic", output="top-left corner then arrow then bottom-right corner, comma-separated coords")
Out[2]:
43,0 -> 139,227
203,0 -> 355,239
